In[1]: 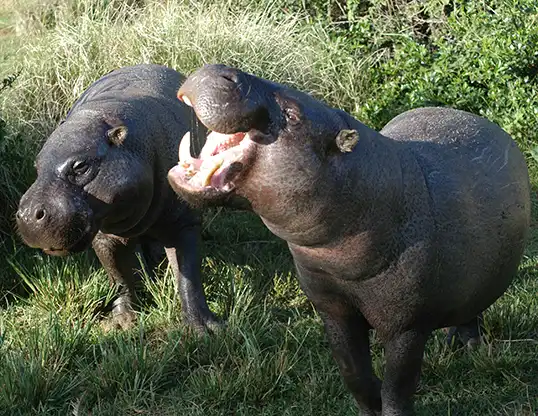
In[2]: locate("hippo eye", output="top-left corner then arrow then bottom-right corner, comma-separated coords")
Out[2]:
72,160 -> 90,175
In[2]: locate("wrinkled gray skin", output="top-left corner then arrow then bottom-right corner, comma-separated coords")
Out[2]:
16,64 -> 219,332
168,64 -> 531,415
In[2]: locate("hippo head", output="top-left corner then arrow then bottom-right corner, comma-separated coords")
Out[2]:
16,111 -> 154,256
168,64 -> 358,211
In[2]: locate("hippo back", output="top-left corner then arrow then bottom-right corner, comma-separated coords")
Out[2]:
381,107 -> 531,318
69,64 -> 184,114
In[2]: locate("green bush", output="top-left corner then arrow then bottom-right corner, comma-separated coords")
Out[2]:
277,0 -> 538,182
226,0 -> 538,183
358,1 -> 538,147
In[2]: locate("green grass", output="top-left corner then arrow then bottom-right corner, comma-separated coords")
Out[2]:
0,0 -> 537,415
1,210 -> 537,415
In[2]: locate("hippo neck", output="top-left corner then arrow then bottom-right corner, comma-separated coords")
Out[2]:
248,119 -> 405,248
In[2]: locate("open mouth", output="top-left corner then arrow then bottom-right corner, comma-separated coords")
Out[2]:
169,92 -> 259,197
177,129 -> 250,190
172,116 -> 255,194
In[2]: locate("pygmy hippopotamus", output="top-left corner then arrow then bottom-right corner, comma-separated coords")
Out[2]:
16,64 -> 218,332
167,64 -> 531,415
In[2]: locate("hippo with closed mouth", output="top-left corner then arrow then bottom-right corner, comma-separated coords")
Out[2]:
16,64 -> 218,332
168,64 -> 531,415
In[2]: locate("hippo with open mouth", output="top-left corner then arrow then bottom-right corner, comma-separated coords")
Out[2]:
168,64 -> 530,415
16,64 -> 218,332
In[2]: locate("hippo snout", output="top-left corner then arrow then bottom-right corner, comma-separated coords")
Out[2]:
16,189 -> 52,231
177,64 -> 271,134
16,184 -> 97,255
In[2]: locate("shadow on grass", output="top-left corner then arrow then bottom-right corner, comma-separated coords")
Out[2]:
0,236 -> 101,308
200,207 -> 301,318
417,336 -> 538,415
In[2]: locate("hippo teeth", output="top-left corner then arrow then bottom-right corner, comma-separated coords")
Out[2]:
195,157 -> 224,187
179,95 -> 192,107
179,131 -> 193,162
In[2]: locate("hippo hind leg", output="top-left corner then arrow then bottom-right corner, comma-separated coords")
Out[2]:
445,313 -> 483,350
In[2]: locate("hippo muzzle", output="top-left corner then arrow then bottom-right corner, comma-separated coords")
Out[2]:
177,64 -> 272,134
16,179 -> 97,256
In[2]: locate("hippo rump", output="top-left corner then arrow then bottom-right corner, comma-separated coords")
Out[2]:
16,64 -> 219,332
167,64 -> 531,415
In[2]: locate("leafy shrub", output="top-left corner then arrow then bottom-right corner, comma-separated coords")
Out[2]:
358,1 -> 538,146
274,0 -> 538,181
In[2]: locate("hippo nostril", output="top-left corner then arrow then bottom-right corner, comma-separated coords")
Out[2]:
35,208 -> 46,221
221,73 -> 237,84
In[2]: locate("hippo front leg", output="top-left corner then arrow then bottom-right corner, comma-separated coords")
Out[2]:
92,232 -> 141,330
296,265 -> 382,414
381,330 -> 429,416
321,312 -> 382,415
165,225 -> 221,333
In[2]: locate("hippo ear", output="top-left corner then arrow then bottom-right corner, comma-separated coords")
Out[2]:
106,125 -> 128,146
335,129 -> 359,153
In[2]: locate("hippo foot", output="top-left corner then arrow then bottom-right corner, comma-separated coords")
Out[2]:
183,310 -> 225,335
356,407 -> 380,416
101,301 -> 137,332
443,326 -> 482,350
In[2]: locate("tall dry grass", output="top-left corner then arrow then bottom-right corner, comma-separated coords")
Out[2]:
1,0 -> 372,140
